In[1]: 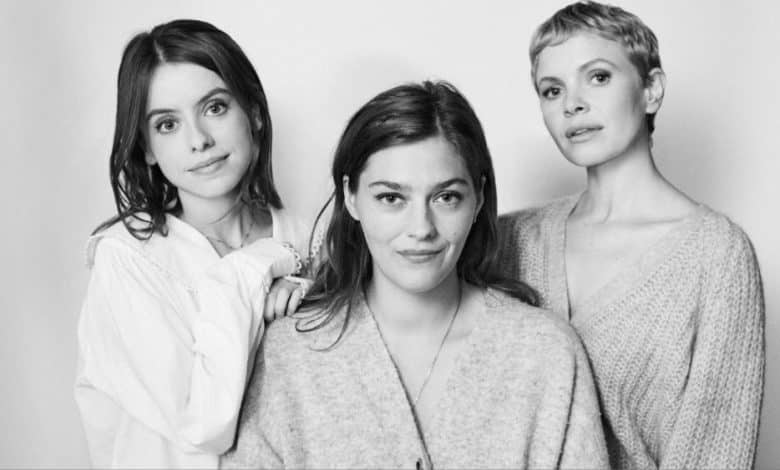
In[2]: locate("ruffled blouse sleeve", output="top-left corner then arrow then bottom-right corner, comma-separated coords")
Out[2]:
75,233 -> 299,461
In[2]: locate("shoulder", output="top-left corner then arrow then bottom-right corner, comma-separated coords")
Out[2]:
483,288 -> 582,352
85,217 -> 153,268
85,215 -> 182,286
690,208 -> 764,313
261,309 -> 338,361
693,207 -> 760,270
262,316 -> 307,352
498,195 -> 576,237
271,207 -> 312,261
697,207 -> 756,250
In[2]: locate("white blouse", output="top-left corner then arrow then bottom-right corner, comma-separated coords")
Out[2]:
75,209 -> 307,468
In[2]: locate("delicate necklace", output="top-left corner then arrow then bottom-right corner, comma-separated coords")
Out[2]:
369,285 -> 463,406
204,212 -> 255,251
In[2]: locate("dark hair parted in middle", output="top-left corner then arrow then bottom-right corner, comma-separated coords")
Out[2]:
299,80 -> 538,344
95,19 -> 281,240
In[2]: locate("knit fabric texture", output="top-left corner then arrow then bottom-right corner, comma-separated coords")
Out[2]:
497,195 -> 765,469
222,288 -> 609,469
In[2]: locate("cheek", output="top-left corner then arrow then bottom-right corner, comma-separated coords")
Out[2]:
540,105 -> 563,135
440,209 -> 476,247
611,83 -> 645,118
355,207 -> 401,247
215,114 -> 254,149
147,138 -> 182,169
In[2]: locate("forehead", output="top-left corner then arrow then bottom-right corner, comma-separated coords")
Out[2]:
359,136 -> 471,188
146,62 -> 226,110
535,32 -> 632,77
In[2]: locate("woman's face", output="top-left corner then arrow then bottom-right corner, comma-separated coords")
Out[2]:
345,136 -> 483,295
534,32 -> 659,168
143,62 -> 257,210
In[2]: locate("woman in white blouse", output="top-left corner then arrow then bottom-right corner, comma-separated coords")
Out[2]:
75,19 -> 307,468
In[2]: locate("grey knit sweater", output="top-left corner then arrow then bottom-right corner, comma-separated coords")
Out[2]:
222,288 -> 608,469
497,195 -> 765,469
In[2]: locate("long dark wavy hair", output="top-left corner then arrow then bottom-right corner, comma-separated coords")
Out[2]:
299,80 -> 538,345
94,19 -> 281,239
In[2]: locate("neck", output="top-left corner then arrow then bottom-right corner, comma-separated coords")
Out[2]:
179,191 -> 247,243
577,136 -> 670,222
367,271 -> 461,334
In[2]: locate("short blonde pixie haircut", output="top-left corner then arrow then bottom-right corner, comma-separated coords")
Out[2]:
529,1 -> 662,134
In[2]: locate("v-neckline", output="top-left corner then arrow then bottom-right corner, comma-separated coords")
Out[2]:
548,194 -> 708,327
358,289 -> 488,468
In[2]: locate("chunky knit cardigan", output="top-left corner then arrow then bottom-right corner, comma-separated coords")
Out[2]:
497,195 -> 765,469
222,288 -> 608,469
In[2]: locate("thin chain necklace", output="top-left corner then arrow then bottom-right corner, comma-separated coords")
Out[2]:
204,211 -> 255,251
368,284 -> 463,406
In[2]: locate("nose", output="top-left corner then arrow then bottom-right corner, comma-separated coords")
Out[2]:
407,201 -> 437,240
563,87 -> 589,117
188,119 -> 215,153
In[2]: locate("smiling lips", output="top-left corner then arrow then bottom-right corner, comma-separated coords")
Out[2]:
188,154 -> 229,173
565,125 -> 603,141
398,248 -> 443,263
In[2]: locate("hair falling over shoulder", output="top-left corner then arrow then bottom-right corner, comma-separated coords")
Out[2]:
296,80 -> 538,347
94,19 -> 281,240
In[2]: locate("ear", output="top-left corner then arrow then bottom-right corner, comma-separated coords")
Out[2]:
343,175 -> 359,221
644,68 -> 666,114
144,150 -> 157,166
251,106 -> 263,131
473,175 -> 486,224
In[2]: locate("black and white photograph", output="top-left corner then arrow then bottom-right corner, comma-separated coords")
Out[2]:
2,0 -> 777,468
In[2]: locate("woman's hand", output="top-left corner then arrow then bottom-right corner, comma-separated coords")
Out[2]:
264,278 -> 305,322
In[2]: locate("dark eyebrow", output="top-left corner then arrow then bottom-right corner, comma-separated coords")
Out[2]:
536,58 -> 618,86
366,178 -> 469,191
367,181 -> 406,190
433,178 -> 470,190
145,87 -> 232,123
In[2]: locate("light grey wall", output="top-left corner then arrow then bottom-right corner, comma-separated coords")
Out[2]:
1,0 -> 777,467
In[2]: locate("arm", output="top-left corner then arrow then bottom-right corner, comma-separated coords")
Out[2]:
75,236 -> 298,458
559,336 -> 609,469
660,228 -> 765,469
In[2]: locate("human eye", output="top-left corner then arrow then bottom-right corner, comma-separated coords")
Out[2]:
204,99 -> 228,116
590,70 -> 611,85
154,117 -> 178,135
375,192 -> 405,207
433,190 -> 463,206
540,85 -> 562,100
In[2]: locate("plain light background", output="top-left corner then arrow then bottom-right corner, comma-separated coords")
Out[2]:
1,0 -> 777,467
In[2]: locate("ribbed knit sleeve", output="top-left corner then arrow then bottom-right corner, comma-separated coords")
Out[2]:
498,199 -> 766,469
660,222 -> 765,469
559,332 -> 610,469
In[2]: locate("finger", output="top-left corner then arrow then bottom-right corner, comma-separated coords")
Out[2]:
273,287 -> 291,320
285,288 -> 304,316
264,290 -> 277,322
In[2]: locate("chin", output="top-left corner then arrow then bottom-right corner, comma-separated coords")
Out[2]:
560,146 -> 618,168
387,270 -> 450,295
196,177 -> 245,199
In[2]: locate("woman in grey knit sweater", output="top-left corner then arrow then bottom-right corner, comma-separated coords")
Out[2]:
222,81 -> 608,469
498,2 -> 765,469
